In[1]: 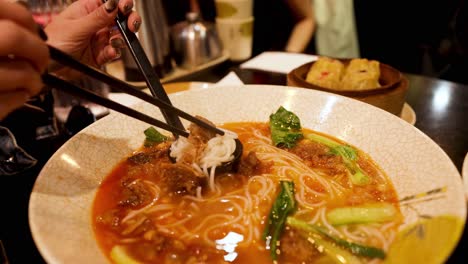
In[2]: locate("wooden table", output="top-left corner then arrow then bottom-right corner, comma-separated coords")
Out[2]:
0,61 -> 466,263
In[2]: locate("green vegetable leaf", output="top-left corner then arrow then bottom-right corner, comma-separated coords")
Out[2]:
143,127 -> 168,147
306,133 -> 340,148
330,145 -> 358,161
263,181 -> 296,260
326,203 -> 397,226
330,145 -> 369,185
269,106 -> 303,148
305,233 -> 364,264
287,217 -> 386,259
306,133 -> 370,186
349,168 -> 370,185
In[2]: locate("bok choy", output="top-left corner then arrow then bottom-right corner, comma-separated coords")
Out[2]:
269,106 -> 303,148
326,203 -> 398,225
262,181 -> 296,260
143,127 -> 168,147
287,217 -> 386,259
306,133 -> 370,185
262,181 -> 387,262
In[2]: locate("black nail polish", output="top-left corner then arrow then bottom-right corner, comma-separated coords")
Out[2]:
133,20 -> 141,32
110,38 -> 124,48
104,0 -> 118,13
114,49 -> 122,59
123,4 -> 132,14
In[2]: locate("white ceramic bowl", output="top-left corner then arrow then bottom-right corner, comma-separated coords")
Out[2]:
29,85 -> 466,263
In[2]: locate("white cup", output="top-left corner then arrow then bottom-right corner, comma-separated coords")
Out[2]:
215,0 -> 253,19
216,16 -> 254,61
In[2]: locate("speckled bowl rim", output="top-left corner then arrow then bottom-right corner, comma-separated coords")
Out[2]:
29,85 -> 466,264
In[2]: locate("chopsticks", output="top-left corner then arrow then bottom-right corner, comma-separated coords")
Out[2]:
38,31 -> 225,137
47,46 -> 224,136
113,12 -> 186,134
42,73 -> 190,137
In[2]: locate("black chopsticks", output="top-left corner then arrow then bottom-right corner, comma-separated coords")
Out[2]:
38,31 -> 225,137
114,12 -> 186,134
42,74 -> 190,137
46,46 -> 224,136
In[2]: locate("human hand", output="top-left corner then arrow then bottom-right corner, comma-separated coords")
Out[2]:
0,0 -> 49,120
45,0 -> 141,69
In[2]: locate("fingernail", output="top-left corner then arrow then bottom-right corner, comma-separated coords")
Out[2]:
110,38 -> 124,48
133,20 -> 141,32
123,4 -> 133,14
104,0 -> 118,13
114,49 -> 122,59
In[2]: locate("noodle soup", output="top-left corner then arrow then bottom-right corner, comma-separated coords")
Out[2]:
93,122 -> 401,263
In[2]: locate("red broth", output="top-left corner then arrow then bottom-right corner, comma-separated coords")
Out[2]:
93,122 -> 401,263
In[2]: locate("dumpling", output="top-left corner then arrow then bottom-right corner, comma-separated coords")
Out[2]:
340,59 -> 381,91
305,57 -> 345,90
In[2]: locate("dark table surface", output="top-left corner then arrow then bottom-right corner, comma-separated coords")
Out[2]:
1,60 -> 467,263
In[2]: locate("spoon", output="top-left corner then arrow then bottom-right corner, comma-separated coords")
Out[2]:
216,138 -> 243,173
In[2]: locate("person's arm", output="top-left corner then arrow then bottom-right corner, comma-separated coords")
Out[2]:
284,0 -> 315,53
0,0 -> 48,119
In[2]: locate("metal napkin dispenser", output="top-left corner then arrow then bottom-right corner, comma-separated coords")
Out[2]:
170,12 -> 223,69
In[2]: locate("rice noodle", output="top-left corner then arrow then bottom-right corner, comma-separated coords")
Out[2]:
170,130 -> 238,191
121,216 -> 147,235
169,137 -> 191,162
200,133 -> 237,169
120,181 -> 161,223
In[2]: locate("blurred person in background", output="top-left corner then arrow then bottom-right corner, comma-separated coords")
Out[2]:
305,0 -> 468,84
164,0 -> 468,85
295,0 -> 468,84
312,0 -> 359,58
252,0 -> 315,54
254,0 -> 468,85
163,0 -> 315,55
